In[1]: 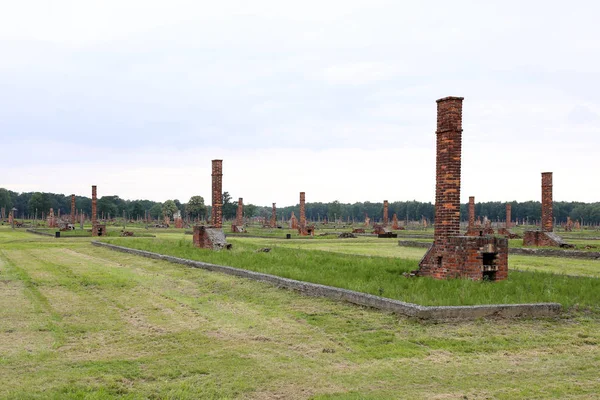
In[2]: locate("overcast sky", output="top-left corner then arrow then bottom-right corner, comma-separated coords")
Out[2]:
1,1 -> 598,206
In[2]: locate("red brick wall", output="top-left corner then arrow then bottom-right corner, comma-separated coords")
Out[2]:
211,160 -> 223,228
541,172 -> 553,232
433,97 -> 464,247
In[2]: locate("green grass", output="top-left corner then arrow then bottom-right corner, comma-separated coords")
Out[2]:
1,226 -> 600,398
103,237 -> 600,310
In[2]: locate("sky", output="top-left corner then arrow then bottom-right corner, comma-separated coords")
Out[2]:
1,0 -> 598,207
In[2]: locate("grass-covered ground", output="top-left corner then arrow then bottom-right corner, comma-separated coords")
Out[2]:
104,237 -> 600,309
2,227 -> 600,398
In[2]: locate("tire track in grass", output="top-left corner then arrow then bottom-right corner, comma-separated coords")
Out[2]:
0,250 -> 66,349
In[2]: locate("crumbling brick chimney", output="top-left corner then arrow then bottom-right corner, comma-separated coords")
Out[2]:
91,186 -> 97,226
236,198 -> 243,226
418,96 -> 508,281
70,194 -> 76,224
383,200 -> 389,227
270,203 -> 277,228
506,203 -> 512,229
523,172 -> 570,247
299,192 -> 306,228
211,160 -> 223,228
541,172 -> 553,233
468,196 -> 475,229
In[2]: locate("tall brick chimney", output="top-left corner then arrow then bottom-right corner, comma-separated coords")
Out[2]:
468,196 -> 475,229
299,192 -> 306,228
541,172 -> 553,233
91,185 -> 97,226
506,203 -> 512,229
383,200 -> 389,227
70,194 -> 76,224
211,160 -> 223,228
235,198 -> 243,226
270,203 -> 277,228
433,96 -> 463,247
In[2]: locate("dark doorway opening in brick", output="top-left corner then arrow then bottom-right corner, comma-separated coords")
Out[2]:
482,252 -> 498,281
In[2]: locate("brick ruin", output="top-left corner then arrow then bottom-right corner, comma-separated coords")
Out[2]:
70,195 -> 76,223
392,213 -> 400,230
210,159 -> 223,228
289,211 -> 298,230
232,198 -> 245,232
193,225 -> 232,250
418,96 -> 508,281
1,207 -> 5,220
91,185 -> 106,236
497,203 -> 519,238
298,192 -> 314,236
194,159 -> 229,250
270,203 -> 277,228
382,200 -> 389,227
47,208 -> 57,228
8,210 -> 13,225
465,196 -> 494,236
565,216 -> 573,232
523,172 -> 571,247
364,213 -> 370,226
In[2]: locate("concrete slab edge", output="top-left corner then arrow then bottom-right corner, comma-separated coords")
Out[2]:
92,241 -> 562,320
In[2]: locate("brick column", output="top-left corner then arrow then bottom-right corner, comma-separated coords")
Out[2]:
70,194 -> 76,224
434,97 -> 464,247
506,203 -> 512,229
541,172 -> 553,232
270,203 -> 277,228
383,200 -> 389,227
299,192 -> 306,228
468,196 -> 475,229
91,185 -> 97,226
211,160 -> 223,228
235,198 -> 243,226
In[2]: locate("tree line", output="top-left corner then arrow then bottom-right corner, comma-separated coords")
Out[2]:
1,188 -> 599,224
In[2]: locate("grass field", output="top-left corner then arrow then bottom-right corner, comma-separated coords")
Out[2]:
1,226 -> 600,398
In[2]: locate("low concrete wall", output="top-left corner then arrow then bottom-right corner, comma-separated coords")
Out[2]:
398,241 -> 600,260
26,229 -> 55,237
92,241 -> 561,320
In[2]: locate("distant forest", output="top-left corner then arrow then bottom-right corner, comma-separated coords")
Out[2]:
1,188 -> 599,225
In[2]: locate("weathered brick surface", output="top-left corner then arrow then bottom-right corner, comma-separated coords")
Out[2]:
541,172 -> 553,232
523,172 -> 569,247
392,213 -> 400,230
91,185 -> 97,226
289,211 -> 298,230
465,196 -> 482,236
70,194 -> 76,224
211,160 -> 223,228
298,192 -> 313,235
175,217 -> 184,229
419,96 -> 508,281
506,203 -> 512,228
47,208 -> 57,228
193,225 -> 230,250
364,213 -> 370,227
8,211 -> 13,225
270,203 -> 277,228
235,198 -> 243,227
383,200 -> 389,227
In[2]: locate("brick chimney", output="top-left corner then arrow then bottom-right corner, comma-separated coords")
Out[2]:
299,192 -> 306,228
211,160 -> 223,228
468,196 -> 475,229
270,203 -> 277,228
70,194 -> 76,224
541,172 -> 553,232
383,200 -> 389,227
235,198 -> 243,226
433,96 -> 463,247
506,203 -> 512,229
91,185 -> 97,226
